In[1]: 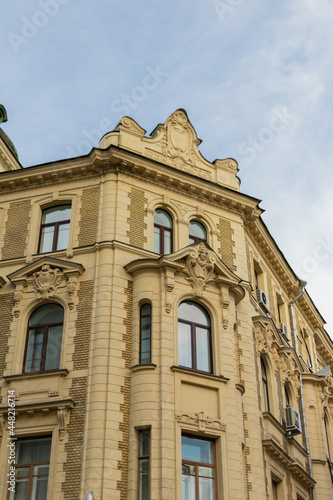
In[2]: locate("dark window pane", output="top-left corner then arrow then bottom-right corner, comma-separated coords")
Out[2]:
154,226 -> 160,253
189,220 -> 206,241
182,474 -> 195,500
16,438 -> 52,463
261,358 -> 270,411
25,305 -> 64,373
198,466 -> 215,478
154,209 -> 172,228
42,205 -> 71,224
45,324 -> 63,370
182,436 -> 213,464
29,304 -> 64,327
199,476 -> 215,500
141,304 -> 151,316
140,305 -> 151,364
164,230 -> 172,254
25,329 -> 43,372
138,430 -> 150,500
139,430 -> 150,456
57,222 -> 70,250
182,436 -> 215,500
140,459 -> 149,472
39,226 -> 55,253
139,471 -> 149,500
9,477 -> 28,500
178,322 -> 192,368
179,302 -> 210,326
196,327 -> 210,372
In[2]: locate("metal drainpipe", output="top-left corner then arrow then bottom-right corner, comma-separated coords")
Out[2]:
289,282 -> 316,500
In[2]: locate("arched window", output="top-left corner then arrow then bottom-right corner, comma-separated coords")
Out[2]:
178,301 -> 211,373
140,304 -> 152,364
261,357 -> 270,411
189,220 -> 207,245
284,384 -> 291,408
24,304 -> 64,373
154,209 -> 173,254
38,205 -> 71,253
324,414 -> 332,461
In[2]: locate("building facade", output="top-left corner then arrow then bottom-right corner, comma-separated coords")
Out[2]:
0,107 -> 332,500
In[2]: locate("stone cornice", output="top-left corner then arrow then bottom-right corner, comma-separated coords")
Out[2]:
245,218 -> 300,296
245,218 -> 332,355
0,398 -> 75,416
3,369 -> 69,382
171,365 -> 229,383
0,145 -> 262,224
262,439 -> 316,488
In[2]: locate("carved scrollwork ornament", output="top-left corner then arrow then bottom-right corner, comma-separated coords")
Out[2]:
325,371 -> 333,395
33,264 -> 63,299
320,387 -> 330,418
57,407 -> 68,441
256,325 -> 272,354
67,278 -> 77,310
271,346 -> 279,373
13,288 -> 23,318
164,273 -> 174,313
176,411 -> 226,432
185,243 -> 216,296
221,291 -> 230,309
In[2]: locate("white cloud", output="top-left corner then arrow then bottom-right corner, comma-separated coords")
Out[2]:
1,0 -> 332,335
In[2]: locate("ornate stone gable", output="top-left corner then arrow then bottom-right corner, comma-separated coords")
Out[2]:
7,256 -> 85,316
184,243 -> 216,296
99,109 -> 240,189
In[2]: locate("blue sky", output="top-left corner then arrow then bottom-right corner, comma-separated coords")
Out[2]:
1,0 -> 333,337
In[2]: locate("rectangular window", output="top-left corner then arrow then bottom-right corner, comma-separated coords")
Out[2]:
182,435 -> 216,500
9,437 -> 51,500
138,429 -> 150,500
272,479 -> 278,500
39,205 -> 71,253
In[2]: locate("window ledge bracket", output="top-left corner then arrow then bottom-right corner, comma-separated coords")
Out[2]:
131,363 -> 157,372
171,365 -> 229,383
3,369 -> 69,382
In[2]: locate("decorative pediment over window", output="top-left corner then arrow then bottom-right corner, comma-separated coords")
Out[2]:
125,241 -> 246,310
7,256 -> 85,316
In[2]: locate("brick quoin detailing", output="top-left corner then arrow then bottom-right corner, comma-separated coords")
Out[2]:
117,281 -> 132,500
78,186 -> 100,247
0,294 -> 13,379
217,217 -> 236,270
2,200 -> 31,259
62,281 -> 93,498
73,281 -> 94,370
62,377 -> 88,500
127,188 -> 147,248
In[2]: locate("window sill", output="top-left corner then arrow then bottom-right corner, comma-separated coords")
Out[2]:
171,365 -> 229,383
131,363 -> 157,373
3,369 -> 69,382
